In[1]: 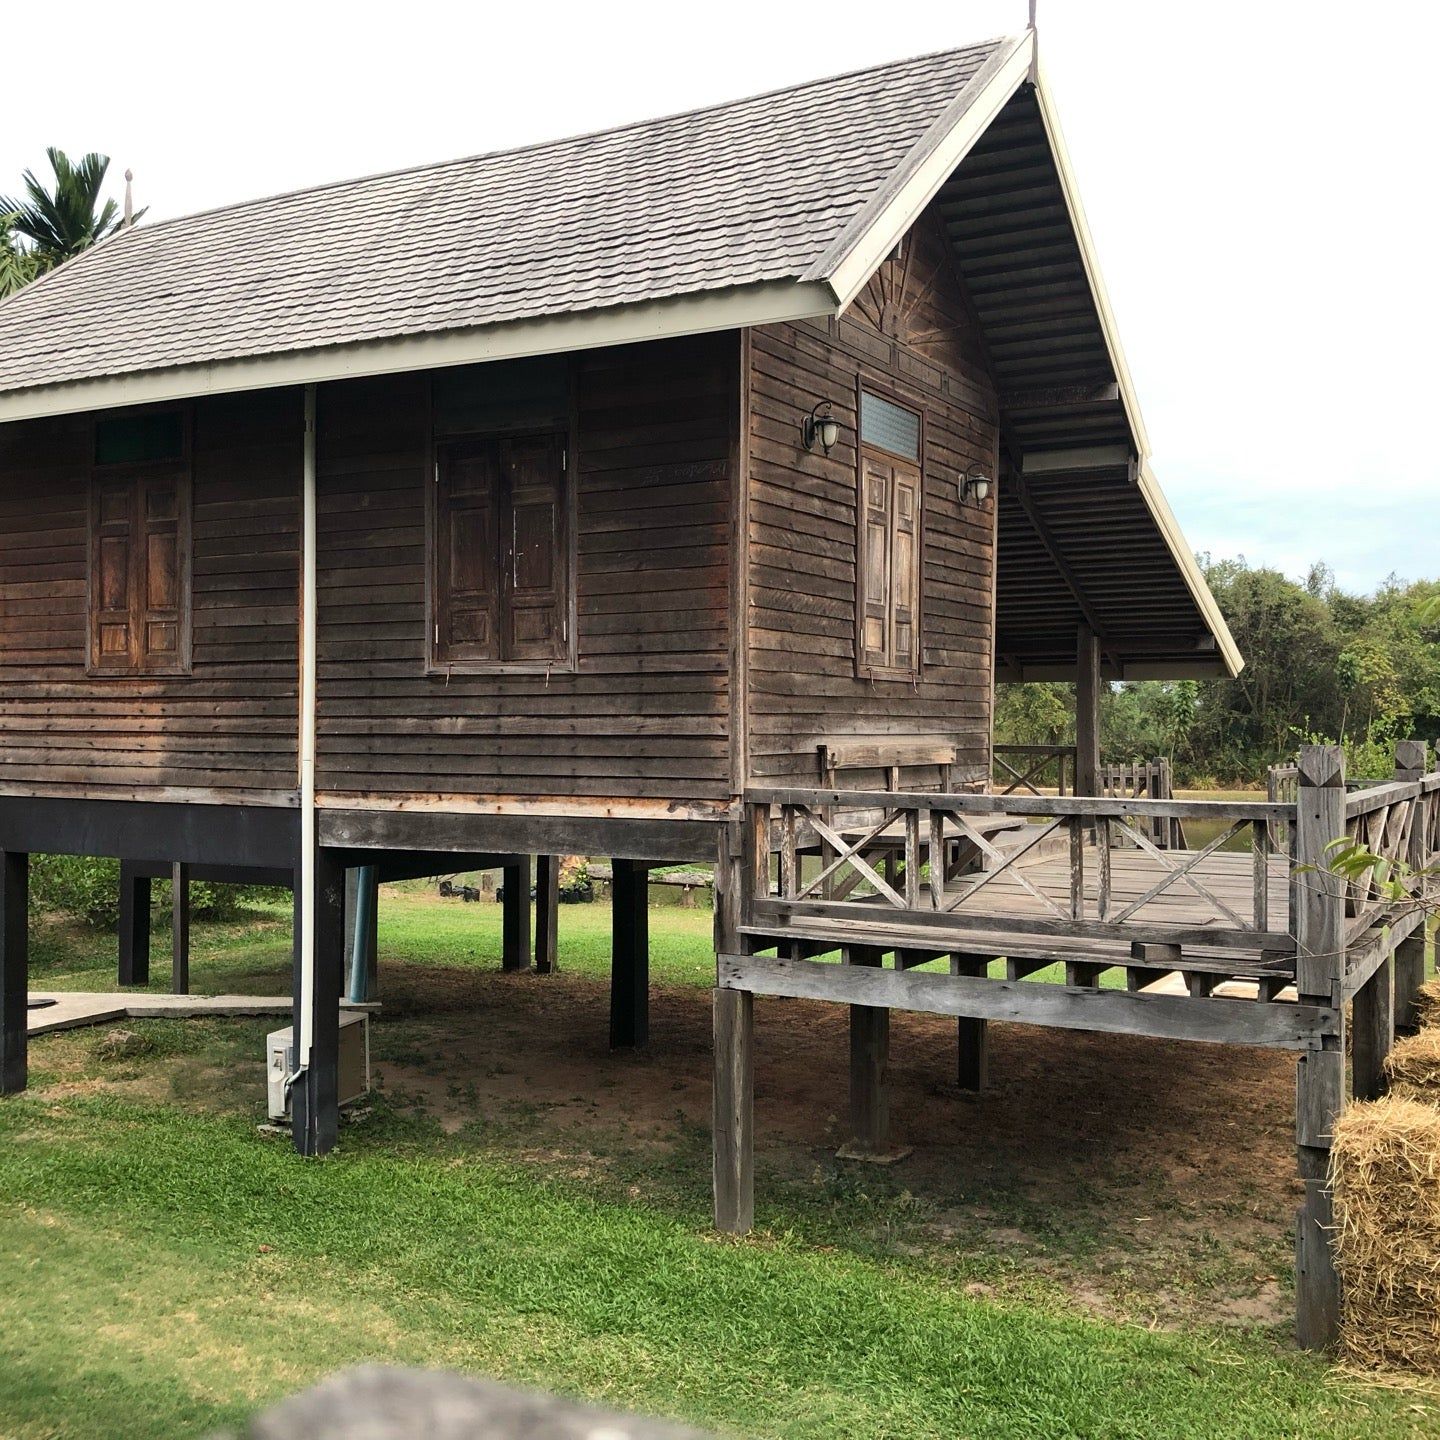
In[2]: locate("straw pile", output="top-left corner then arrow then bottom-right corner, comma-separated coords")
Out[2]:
1385,1031 -> 1440,1103
1415,977 -> 1440,1030
1332,1097 -> 1440,1374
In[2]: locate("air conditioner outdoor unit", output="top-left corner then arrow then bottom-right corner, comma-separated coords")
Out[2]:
266,1011 -> 371,1123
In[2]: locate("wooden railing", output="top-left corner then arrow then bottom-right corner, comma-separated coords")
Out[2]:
1100,757 -> 1185,849
993,749 -> 1183,847
743,786 -> 1294,953
992,744 -> 1076,796
1339,771 -> 1440,944
1266,762 -> 1299,849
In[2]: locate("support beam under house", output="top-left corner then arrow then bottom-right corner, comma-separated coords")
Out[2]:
117,861 -> 151,987
610,859 -> 649,1047
1,851 -> 28,1095
292,847 -> 345,1157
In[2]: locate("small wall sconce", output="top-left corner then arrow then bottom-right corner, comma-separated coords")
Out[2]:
801,401 -> 840,454
961,470 -> 992,505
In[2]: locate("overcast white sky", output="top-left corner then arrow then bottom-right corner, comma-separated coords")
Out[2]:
6,1 -> 1436,593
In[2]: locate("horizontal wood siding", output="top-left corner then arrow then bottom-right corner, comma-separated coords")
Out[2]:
314,333 -> 736,807
0,391 -> 301,803
746,209 -> 998,790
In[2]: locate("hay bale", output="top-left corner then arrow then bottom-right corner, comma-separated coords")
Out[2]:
1332,1097 -> 1440,1375
1386,1031 -> 1440,1103
1415,977 -> 1440,1031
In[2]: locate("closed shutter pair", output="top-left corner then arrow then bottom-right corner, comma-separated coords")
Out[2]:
89,471 -> 189,674
433,433 -> 568,666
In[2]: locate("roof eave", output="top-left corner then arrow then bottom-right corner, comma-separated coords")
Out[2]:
0,278 -> 838,425
1135,459 -> 1244,678
806,32 -> 1035,308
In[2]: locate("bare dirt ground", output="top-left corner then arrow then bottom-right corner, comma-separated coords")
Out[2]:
373,963 -> 1298,1329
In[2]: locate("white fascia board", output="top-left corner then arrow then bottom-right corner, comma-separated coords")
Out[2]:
810,32 -> 1035,310
1029,51 -> 1152,462
1136,459 -> 1245,678
0,279 -> 837,425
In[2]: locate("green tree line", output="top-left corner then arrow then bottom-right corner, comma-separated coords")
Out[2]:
996,558 -> 1440,785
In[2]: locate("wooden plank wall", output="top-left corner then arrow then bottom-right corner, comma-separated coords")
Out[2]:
745,207 -> 999,789
314,333 -> 737,811
0,391 -> 301,803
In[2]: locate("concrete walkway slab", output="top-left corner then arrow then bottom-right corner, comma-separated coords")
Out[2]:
28,993 -> 377,1037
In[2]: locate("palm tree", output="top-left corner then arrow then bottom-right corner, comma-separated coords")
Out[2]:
0,148 -> 136,274
0,212 -> 39,298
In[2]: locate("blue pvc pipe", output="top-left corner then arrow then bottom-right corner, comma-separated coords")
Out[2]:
347,864 -> 378,1003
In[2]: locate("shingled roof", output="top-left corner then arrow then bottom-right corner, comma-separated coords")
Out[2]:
0,31 -> 1242,679
0,37 -> 1022,399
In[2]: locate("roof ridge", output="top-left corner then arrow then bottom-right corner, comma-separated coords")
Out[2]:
109,37 -> 1014,242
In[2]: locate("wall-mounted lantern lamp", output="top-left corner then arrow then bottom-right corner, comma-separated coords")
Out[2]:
801,401 -> 840,455
961,469 -> 992,505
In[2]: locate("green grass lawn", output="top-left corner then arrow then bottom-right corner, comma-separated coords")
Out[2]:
5,890 -> 1437,1438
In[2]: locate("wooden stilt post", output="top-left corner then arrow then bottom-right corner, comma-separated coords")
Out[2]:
713,822 -> 753,1233
610,859 -> 649,1047
1075,623 -> 1101,799
1394,740 -> 1430,1031
170,861 -> 191,995
845,946 -> 891,1155
501,856 -> 532,973
535,855 -> 560,975
952,955 -> 989,1091
1,851 -> 28,1095
1294,743 -> 1347,1350
1395,933 -> 1427,1034
117,861 -> 151,986
293,846 -> 345,1157
1352,957 -> 1394,1101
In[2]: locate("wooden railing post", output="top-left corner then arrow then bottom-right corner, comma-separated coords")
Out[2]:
1394,740 -> 1430,1032
1075,625 -> 1101,798
713,819 -> 753,1234
1293,743 -> 1346,1350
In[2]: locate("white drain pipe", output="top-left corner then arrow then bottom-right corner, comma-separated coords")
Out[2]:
295,383 -> 319,1073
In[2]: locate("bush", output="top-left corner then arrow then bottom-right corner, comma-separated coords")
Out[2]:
27,854 -> 282,930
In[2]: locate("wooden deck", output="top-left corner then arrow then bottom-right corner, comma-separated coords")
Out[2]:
741,842 -> 1297,1001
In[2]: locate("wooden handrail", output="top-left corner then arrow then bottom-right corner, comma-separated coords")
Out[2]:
745,785 -> 1289,823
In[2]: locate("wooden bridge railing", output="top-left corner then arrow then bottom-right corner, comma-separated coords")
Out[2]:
991,744 -> 1076,796
742,786 -> 1294,953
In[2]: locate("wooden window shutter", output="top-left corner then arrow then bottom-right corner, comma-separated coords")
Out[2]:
88,411 -> 191,677
90,479 -> 137,670
138,473 -> 188,671
502,434 -> 567,662
860,454 -> 895,670
434,441 -> 502,663
890,467 -> 919,670
857,446 -> 921,678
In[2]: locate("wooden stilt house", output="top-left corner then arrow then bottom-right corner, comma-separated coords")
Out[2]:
3,30 -> 1423,1349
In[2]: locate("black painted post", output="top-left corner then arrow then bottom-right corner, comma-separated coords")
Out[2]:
952,956 -> 990,1091
117,861 -> 152,986
610,859 -> 650,1048
501,857 -> 532,973
846,946 -> 889,1154
171,861 -> 190,995
535,855 -> 560,975
293,847 -> 345,1157
1,851 -> 28,1095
